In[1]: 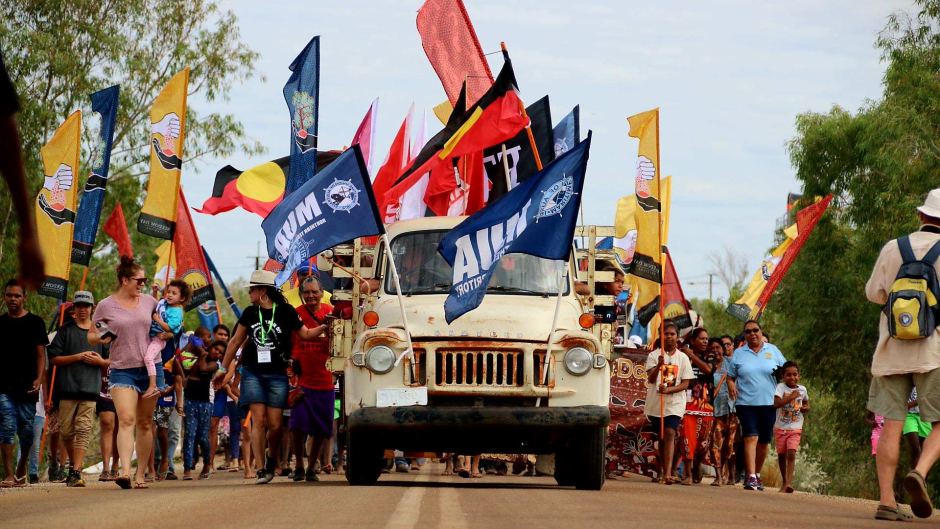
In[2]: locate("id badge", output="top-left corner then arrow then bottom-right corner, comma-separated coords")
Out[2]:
257,346 -> 273,364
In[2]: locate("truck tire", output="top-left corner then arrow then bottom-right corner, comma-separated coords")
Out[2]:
554,451 -> 575,487
573,426 -> 606,490
345,432 -> 384,486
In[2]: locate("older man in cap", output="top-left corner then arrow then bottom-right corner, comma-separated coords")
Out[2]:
48,291 -> 109,487
867,189 -> 940,521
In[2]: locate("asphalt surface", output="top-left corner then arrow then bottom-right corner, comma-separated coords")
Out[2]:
0,464 -> 926,529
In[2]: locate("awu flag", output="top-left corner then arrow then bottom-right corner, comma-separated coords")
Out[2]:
262,145 -> 384,286
438,133 -> 592,323
284,36 -> 320,195
553,105 -> 580,157
173,190 -> 213,310
197,300 -> 220,331
196,150 -> 341,218
72,85 -> 119,265
203,246 -> 242,319
36,111 -> 82,299
484,95 -> 554,202
139,68 -> 189,239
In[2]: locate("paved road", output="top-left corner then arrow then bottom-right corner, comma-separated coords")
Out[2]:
0,464 -> 924,528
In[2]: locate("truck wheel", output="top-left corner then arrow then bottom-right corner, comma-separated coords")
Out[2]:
573,426 -> 606,490
554,451 -> 575,487
345,432 -> 383,486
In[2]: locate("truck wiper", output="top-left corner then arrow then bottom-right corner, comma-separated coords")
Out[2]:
403,283 -> 451,295
488,285 -> 549,296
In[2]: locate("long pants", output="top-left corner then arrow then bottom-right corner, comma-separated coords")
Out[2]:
27,415 -> 43,476
226,402 -> 242,460
167,408 -> 181,474
183,401 -> 211,471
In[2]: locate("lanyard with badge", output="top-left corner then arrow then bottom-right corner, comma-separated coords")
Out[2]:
256,303 -> 277,363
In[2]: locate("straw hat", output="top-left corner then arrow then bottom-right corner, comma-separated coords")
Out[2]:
248,270 -> 277,288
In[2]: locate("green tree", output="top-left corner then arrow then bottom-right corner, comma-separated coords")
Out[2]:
0,0 -> 262,317
775,0 -> 940,500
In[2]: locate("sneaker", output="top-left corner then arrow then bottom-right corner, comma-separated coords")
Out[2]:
743,475 -> 758,490
254,469 -> 274,485
28,474 -> 38,484
395,462 -> 410,473
70,471 -> 86,488
292,468 -> 305,482
305,468 -> 319,482
65,470 -> 78,487
755,476 -> 765,491
50,468 -> 68,483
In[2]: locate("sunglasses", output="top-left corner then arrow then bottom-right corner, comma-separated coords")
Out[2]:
131,277 -> 147,285
744,328 -> 761,335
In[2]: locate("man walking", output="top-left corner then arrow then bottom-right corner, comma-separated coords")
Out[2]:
867,188 -> 940,521
48,291 -> 109,487
0,279 -> 48,487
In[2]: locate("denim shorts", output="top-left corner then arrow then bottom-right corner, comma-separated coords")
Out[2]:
110,367 -> 151,394
736,404 -> 776,444
212,392 -> 228,418
239,366 -> 288,409
647,414 -> 682,432
0,393 -> 36,447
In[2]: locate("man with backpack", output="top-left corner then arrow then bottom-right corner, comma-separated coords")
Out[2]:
867,188 -> 940,521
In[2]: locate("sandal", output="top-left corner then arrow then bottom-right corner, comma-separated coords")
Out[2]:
0,479 -> 13,488
903,470 -> 934,518
115,476 -> 132,489
874,505 -> 913,522
198,470 -> 210,480
322,463 -> 333,475
470,472 -> 482,478
12,475 -> 27,487
133,481 -> 149,489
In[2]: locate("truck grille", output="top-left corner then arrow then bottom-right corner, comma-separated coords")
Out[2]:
435,350 -> 525,387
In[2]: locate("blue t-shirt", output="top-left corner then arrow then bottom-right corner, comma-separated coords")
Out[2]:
726,343 -> 786,406
150,299 -> 184,338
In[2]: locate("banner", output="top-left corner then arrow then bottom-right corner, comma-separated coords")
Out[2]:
36,111 -> 82,299
72,85 -> 120,265
262,145 -> 384,285
173,190 -> 213,310
612,195 -> 638,268
661,248 -> 692,330
153,240 -> 176,290
373,107 -> 413,220
197,300 -> 221,331
484,95 -> 554,202
139,69 -> 189,239
102,203 -> 133,258
416,0 -> 493,105
283,36 -> 320,195
438,133 -> 592,323
552,105 -> 580,157
203,246 -> 242,319
626,108 -> 663,325
351,98 -> 378,173
727,224 -> 796,321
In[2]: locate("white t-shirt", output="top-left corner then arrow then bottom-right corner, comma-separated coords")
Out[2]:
644,349 -> 695,418
774,383 -> 808,430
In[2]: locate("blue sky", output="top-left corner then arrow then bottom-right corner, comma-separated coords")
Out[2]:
183,0 -> 910,300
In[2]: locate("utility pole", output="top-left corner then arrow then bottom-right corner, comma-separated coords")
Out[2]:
247,241 -> 262,270
708,273 -> 714,302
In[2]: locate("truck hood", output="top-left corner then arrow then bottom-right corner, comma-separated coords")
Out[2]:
370,293 -> 584,342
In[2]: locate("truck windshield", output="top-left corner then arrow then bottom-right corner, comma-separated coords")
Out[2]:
384,230 -> 569,296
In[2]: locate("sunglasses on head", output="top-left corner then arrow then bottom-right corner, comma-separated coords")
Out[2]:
744,328 -> 761,335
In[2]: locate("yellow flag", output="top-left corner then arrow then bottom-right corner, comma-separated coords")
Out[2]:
36,111 -> 82,299
139,68 -> 189,239
626,108 -> 662,324
728,223 -> 798,321
661,175 -> 672,245
152,240 -> 177,290
613,195 -> 638,265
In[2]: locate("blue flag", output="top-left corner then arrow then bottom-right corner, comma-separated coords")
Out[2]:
72,85 -> 120,265
552,105 -> 579,158
438,133 -> 592,323
203,246 -> 242,319
283,36 -> 320,195
262,145 -> 384,286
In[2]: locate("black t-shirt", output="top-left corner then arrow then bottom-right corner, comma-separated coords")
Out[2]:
0,52 -> 20,117
0,312 -> 49,402
185,369 -> 212,402
689,352 -> 716,402
237,304 -> 302,374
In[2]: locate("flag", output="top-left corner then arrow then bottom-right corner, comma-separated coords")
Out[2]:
612,195 -> 638,267
438,133 -> 592,323
626,108 -> 663,325
203,246 -> 242,319
661,175 -> 673,245
661,248 -> 692,329
351,98 -> 378,173
385,59 -> 528,213
197,300 -> 221,331
553,105 -> 580,158
728,224 -> 796,321
153,240 -> 176,290
283,36 -> 320,195
139,69 -> 190,239
102,204 -> 133,258
262,145 -> 384,286
173,190 -> 213,310
35,111 -> 82,299
195,151 -> 341,218
484,95 -> 554,202
416,0 -> 493,105
72,85 -> 120,265
373,108 -> 413,220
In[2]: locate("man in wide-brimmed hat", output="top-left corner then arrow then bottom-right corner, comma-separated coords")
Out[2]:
867,188 -> 940,521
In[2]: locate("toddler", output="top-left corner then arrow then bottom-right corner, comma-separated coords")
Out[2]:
146,279 -> 189,398
773,361 -> 809,493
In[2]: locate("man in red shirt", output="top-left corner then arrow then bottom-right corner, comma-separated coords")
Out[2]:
288,276 -> 334,482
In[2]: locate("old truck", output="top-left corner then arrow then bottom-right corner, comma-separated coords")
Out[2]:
323,218 -> 617,489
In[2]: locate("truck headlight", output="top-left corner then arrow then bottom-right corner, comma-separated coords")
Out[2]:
365,345 -> 395,374
563,347 -> 592,376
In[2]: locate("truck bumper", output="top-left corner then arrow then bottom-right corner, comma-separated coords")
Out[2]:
347,405 -> 610,454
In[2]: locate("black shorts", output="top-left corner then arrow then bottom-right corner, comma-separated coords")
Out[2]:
96,398 -> 116,415
648,415 -> 682,432
736,405 -> 776,444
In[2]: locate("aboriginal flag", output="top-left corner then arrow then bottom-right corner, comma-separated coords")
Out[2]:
195,150 -> 341,218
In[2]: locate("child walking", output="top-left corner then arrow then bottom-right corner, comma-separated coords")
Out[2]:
773,361 -> 809,493
146,280 -> 189,398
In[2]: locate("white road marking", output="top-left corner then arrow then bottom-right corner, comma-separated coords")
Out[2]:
438,482 -> 470,529
384,471 -> 431,529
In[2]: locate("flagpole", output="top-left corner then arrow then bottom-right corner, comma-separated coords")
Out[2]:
655,109 -> 665,354
500,42 -> 543,172
536,261 -> 567,407
79,266 -> 90,291
500,143 -> 512,192
381,233 -> 417,383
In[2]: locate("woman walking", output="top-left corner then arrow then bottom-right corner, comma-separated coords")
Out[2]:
89,257 -> 168,489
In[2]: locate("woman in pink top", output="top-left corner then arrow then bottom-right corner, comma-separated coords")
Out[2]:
89,256 -> 167,489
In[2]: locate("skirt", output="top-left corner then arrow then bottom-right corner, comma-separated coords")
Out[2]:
288,387 -> 334,438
